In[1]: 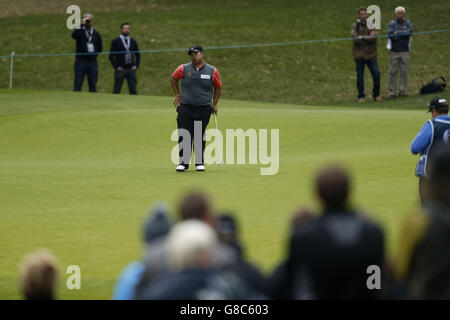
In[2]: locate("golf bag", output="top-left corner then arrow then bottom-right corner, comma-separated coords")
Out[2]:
420,76 -> 447,95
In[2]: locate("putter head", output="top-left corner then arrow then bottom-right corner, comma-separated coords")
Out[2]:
216,161 -> 224,165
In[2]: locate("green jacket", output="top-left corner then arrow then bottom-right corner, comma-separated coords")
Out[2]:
351,20 -> 377,61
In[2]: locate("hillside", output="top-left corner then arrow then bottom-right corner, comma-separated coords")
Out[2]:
0,0 -> 449,105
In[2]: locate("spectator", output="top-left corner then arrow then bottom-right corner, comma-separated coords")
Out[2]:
176,194 -> 261,286
387,6 -> 413,98
178,192 -> 218,227
134,193 -> 225,298
267,208 -> 316,299
217,214 -> 268,295
351,7 -> 381,103
71,13 -> 103,92
135,193 -> 225,293
19,249 -> 59,300
411,98 -> 450,203
135,220 -> 251,299
396,147 -> 450,299
273,166 -> 385,299
112,203 -> 171,300
109,22 -> 141,95
134,192 -> 265,299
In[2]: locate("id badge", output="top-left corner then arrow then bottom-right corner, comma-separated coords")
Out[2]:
86,42 -> 95,53
125,53 -> 132,64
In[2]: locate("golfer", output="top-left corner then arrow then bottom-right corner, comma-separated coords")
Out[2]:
170,45 -> 222,172
411,98 -> 450,203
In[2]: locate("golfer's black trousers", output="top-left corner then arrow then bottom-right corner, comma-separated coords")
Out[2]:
177,104 -> 212,167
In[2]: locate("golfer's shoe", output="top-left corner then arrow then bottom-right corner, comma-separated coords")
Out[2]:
196,165 -> 206,172
176,164 -> 187,172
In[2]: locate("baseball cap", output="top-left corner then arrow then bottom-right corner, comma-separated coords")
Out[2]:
427,98 -> 448,113
187,45 -> 203,55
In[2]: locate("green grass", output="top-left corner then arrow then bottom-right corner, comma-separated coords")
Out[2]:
1,0 -> 448,300
0,89 -> 439,299
0,0 -> 449,105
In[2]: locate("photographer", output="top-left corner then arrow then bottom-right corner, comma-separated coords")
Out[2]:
71,13 -> 103,92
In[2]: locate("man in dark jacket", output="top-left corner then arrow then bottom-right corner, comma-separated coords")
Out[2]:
71,13 -> 102,92
109,22 -> 141,94
351,7 -> 381,103
283,166 -> 385,299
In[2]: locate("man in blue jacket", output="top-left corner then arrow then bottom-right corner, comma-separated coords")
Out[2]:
387,6 -> 413,98
411,98 -> 450,202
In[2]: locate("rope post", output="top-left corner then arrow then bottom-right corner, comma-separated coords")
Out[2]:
9,51 -> 15,90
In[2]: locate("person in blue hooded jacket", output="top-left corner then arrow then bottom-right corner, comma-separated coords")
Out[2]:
411,98 -> 450,203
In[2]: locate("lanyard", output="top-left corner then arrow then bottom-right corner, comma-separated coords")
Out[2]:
85,28 -> 93,43
120,35 -> 131,52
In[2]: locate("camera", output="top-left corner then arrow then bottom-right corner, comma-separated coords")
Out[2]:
85,19 -> 90,23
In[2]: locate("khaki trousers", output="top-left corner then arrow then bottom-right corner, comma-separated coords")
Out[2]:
388,51 -> 410,96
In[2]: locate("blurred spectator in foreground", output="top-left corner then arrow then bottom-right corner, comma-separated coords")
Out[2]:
134,192 -> 266,299
270,166 -> 386,299
396,148 -> 450,299
217,214 -> 268,295
267,207 -> 317,299
112,203 -> 171,299
351,7 -> 381,103
135,220 -> 252,299
134,193 -> 223,297
19,249 -> 59,300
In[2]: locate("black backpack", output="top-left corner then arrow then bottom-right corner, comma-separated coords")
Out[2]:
420,77 -> 447,94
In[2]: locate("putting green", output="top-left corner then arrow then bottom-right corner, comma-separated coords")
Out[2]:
0,90 -> 424,299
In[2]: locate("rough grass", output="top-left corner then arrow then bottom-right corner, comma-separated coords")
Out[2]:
0,0 -> 449,105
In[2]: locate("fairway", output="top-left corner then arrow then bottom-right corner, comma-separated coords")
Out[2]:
0,90 -> 425,299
